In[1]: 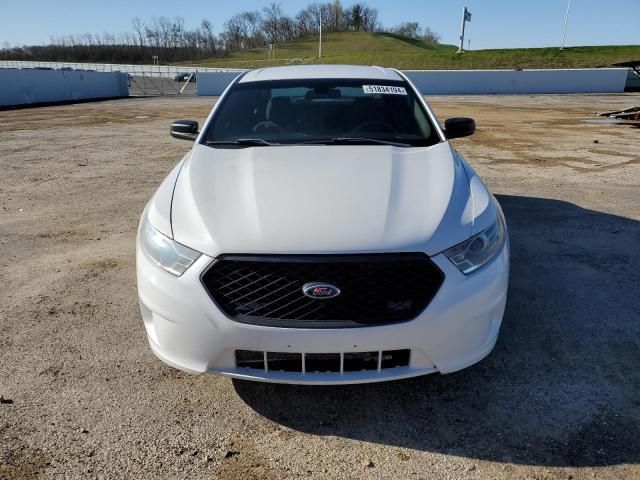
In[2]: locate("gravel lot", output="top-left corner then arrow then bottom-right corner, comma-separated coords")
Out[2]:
1,93 -> 639,480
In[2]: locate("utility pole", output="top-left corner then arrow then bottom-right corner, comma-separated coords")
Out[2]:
560,0 -> 571,50
458,6 -> 472,53
319,9 -> 323,58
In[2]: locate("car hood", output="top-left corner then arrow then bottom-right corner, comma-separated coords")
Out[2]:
171,142 -> 475,257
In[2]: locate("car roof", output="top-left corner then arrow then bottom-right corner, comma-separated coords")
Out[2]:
239,64 -> 403,83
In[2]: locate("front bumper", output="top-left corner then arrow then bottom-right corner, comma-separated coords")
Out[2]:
136,241 -> 509,385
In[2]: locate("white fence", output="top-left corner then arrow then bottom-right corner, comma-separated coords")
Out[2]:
0,68 -> 128,106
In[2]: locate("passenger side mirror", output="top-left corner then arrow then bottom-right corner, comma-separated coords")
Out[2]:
170,119 -> 199,141
444,117 -> 476,139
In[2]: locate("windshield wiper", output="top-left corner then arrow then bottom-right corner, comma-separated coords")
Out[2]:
301,137 -> 412,148
204,138 -> 275,147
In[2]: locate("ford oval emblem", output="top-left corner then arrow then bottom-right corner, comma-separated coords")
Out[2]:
302,282 -> 341,300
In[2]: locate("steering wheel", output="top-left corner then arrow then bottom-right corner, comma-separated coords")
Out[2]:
349,120 -> 398,136
252,121 -> 286,134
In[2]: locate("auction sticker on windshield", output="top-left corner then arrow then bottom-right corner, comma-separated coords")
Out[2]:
363,85 -> 407,95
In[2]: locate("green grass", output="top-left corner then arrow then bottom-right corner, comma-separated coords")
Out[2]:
183,31 -> 640,70
374,32 -> 457,52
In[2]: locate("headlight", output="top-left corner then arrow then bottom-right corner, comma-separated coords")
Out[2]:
444,209 -> 506,275
139,217 -> 201,276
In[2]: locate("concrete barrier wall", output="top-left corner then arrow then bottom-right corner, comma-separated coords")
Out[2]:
196,71 -> 243,96
0,69 -> 128,106
0,66 -> 628,104
403,68 -> 629,94
0,60 -> 244,77
196,68 -> 629,96
626,69 -> 640,91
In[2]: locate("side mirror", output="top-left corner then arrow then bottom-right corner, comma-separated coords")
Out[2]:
444,117 -> 476,139
170,119 -> 199,141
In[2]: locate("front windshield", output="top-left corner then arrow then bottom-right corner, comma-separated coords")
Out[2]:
202,79 -> 441,147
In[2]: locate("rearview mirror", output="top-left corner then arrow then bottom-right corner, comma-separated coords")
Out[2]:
444,117 -> 476,139
170,119 -> 199,141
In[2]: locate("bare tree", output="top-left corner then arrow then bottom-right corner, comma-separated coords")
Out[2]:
261,2 -> 283,44
241,11 -> 263,48
329,0 -> 345,31
361,5 -> 378,32
0,1 -> 440,64
295,9 -> 315,36
200,19 -> 216,54
304,3 -> 322,34
392,22 -> 421,38
132,17 -> 146,50
421,27 -> 440,44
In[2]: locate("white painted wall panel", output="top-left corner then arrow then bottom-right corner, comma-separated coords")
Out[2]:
403,68 -> 629,94
196,71 -> 243,96
0,67 -> 628,105
0,69 -> 128,106
626,69 -> 640,90
195,68 -> 629,96
0,60 -> 243,77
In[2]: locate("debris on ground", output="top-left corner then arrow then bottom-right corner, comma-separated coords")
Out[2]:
597,106 -> 640,121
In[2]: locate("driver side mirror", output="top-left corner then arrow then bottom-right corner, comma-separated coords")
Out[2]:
170,119 -> 199,141
444,117 -> 476,139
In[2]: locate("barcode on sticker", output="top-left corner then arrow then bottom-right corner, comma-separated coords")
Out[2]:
363,85 -> 407,95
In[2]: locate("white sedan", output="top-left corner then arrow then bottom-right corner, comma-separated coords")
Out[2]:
136,64 -> 509,384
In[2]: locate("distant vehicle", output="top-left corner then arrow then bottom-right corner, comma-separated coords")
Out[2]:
137,64 -> 509,385
33,67 -> 53,70
59,67 -> 74,71
174,72 -> 196,82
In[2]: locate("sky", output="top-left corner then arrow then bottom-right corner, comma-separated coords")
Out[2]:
1,0 -> 638,49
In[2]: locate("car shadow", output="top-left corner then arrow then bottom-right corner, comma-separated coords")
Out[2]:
233,194 -> 640,467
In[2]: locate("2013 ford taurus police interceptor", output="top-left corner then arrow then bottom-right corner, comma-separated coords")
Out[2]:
136,65 -> 509,384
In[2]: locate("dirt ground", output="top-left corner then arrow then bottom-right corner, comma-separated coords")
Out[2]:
1,93 -> 639,480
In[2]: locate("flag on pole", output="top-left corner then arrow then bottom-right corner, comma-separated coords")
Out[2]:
464,7 -> 472,22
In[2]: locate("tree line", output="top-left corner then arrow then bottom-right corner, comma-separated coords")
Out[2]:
0,1 -> 440,64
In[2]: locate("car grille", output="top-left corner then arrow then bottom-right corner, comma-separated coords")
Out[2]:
236,349 -> 411,373
201,253 -> 444,328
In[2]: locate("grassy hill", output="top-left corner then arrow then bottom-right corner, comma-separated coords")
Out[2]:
185,31 -> 640,70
